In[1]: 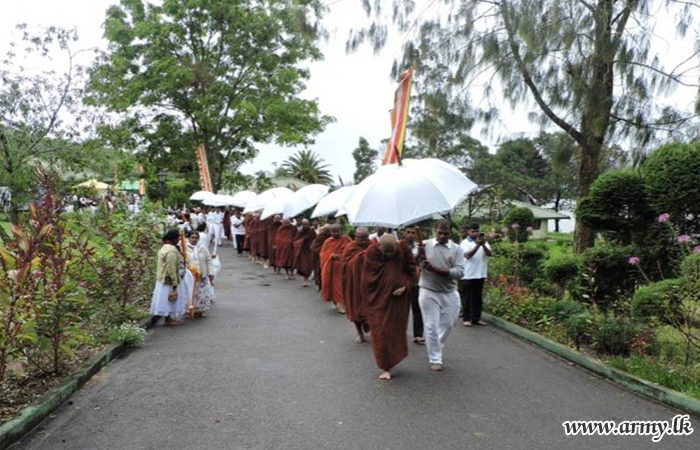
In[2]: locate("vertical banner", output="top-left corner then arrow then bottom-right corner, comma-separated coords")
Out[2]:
382,67 -> 414,165
195,144 -> 214,192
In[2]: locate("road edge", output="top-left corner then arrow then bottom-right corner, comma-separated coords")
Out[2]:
0,318 -> 152,450
482,313 -> 700,417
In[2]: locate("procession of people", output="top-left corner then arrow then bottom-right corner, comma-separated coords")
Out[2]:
150,204 -> 491,381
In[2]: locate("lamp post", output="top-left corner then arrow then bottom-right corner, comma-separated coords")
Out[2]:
158,170 -> 167,207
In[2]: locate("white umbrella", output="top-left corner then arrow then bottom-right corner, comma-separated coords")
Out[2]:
244,187 -> 293,214
311,185 -> 356,218
283,184 -> 330,219
230,190 -> 257,208
190,190 -> 215,201
202,194 -> 229,207
261,197 -> 286,220
341,158 -> 478,228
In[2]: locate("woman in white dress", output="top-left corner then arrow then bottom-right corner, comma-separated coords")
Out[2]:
186,231 -> 216,317
150,229 -> 188,326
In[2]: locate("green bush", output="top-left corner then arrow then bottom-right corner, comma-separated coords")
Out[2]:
579,244 -> 637,310
503,207 -> 535,242
576,170 -> 655,245
642,141 -> 700,237
631,278 -> 685,322
107,322 -> 147,348
565,311 -> 594,350
680,253 -> 700,279
591,314 -> 641,356
546,299 -> 586,321
544,254 -> 581,294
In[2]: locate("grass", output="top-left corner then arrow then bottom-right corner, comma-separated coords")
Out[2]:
608,355 -> 700,399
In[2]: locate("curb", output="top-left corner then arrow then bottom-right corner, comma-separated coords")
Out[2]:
0,318 -> 153,450
482,313 -> 700,417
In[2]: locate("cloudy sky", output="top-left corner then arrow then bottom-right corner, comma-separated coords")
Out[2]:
2,0 -> 698,186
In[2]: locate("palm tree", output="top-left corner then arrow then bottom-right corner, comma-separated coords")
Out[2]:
280,150 -> 333,185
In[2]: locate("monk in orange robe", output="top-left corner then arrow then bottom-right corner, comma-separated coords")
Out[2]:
320,223 -> 352,313
242,213 -> 252,254
267,215 -> 283,274
362,234 -> 418,380
341,227 -> 372,342
310,225 -> 331,291
275,218 -> 297,279
293,219 -> 317,287
248,215 -> 260,263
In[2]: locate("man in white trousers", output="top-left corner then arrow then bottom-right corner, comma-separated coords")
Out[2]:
418,220 -> 466,372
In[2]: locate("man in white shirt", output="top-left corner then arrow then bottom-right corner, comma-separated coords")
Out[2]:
231,210 -> 246,256
459,223 -> 492,327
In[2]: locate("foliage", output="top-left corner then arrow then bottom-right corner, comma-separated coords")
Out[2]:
352,0 -> 700,252
576,170 -> 655,245
591,314 -> 641,356
631,278 -> 685,323
106,322 -> 147,348
352,137 -> 378,184
579,244 -> 637,310
543,254 -> 581,296
680,253 -> 700,279
491,241 -> 545,286
608,355 -> 700,400
502,207 -> 535,243
88,0 -> 333,191
280,150 -> 333,185
642,142 -> 700,237
0,26 -> 90,224
564,311 -> 594,351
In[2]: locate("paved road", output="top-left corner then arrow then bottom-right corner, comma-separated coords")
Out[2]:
13,246 -> 699,450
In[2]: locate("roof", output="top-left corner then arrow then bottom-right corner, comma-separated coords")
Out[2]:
119,180 -> 140,191
509,200 -> 570,220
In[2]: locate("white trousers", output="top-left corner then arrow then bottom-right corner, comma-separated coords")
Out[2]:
419,288 -> 460,364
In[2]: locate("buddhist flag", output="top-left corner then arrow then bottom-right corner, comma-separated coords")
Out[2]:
382,67 -> 414,165
195,144 -> 213,192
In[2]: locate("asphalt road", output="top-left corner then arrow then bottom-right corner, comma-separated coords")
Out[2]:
13,245 -> 699,450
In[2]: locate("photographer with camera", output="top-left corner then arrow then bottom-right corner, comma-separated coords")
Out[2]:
459,223 -> 492,327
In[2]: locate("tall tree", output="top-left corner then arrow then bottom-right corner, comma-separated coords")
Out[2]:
0,26 -> 89,224
88,0 -> 332,192
280,149 -> 333,184
352,137 -> 378,183
536,132 -> 578,231
352,0 -> 700,252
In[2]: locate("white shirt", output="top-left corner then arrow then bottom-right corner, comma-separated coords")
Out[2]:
460,238 -> 491,280
231,216 -> 245,235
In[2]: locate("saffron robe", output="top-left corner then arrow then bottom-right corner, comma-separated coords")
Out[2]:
293,228 -> 317,277
275,223 -> 297,269
311,228 -> 331,289
257,218 -> 271,259
320,235 -> 352,303
267,221 -> 282,267
362,242 -> 417,371
248,217 -> 259,256
341,241 -> 371,322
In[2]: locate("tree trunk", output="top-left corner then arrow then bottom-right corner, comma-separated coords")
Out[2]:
574,142 -> 601,253
554,190 -> 561,233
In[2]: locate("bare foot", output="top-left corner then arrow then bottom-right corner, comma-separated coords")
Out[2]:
302,282 -> 310,287
355,334 -> 364,343
379,371 -> 392,380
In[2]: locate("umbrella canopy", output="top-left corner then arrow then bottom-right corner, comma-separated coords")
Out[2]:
243,187 -> 293,214
202,194 -> 230,207
74,179 -> 111,191
261,197 -> 286,220
190,190 -> 215,201
230,190 -> 257,208
310,185 -> 357,219
341,158 -> 478,228
283,184 -> 330,219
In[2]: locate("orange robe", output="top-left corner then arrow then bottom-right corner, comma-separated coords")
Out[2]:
275,223 -> 297,269
362,241 -> 417,371
341,241 -> 371,322
320,235 -> 352,304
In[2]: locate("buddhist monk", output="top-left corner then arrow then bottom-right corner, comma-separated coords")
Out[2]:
275,218 -> 297,279
341,227 -> 372,342
242,213 -> 252,255
320,223 -> 352,313
310,225 -> 331,291
362,234 -> 417,380
258,215 -> 271,268
249,214 -> 260,263
293,219 -> 317,287
268,215 -> 283,274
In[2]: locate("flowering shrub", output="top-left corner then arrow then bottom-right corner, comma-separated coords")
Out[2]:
107,322 -> 148,348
